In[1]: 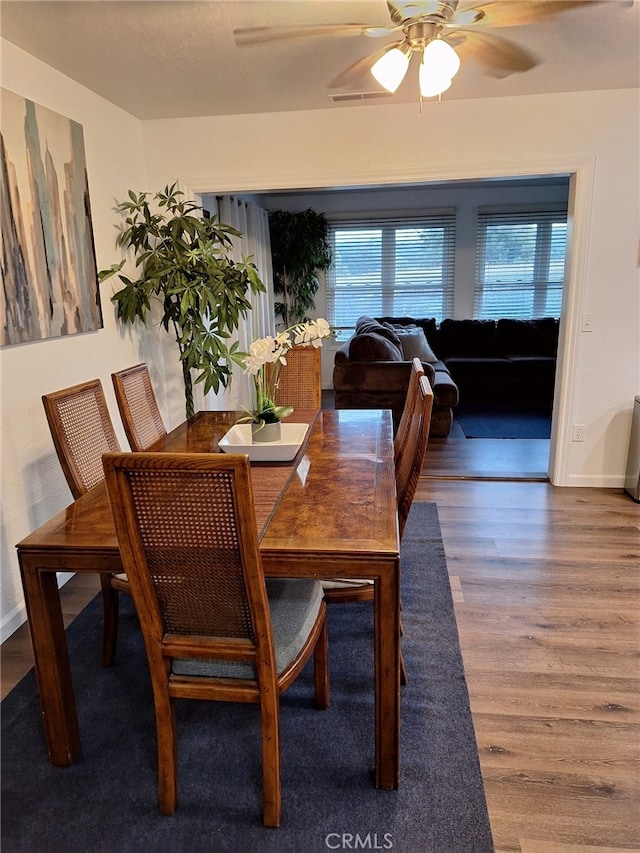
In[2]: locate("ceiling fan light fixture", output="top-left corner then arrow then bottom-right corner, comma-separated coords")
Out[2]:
418,64 -> 453,98
371,45 -> 411,93
422,38 -> 461,81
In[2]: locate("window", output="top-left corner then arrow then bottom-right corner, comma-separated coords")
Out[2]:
474,207 -> 567,319
326,212 -> 456,332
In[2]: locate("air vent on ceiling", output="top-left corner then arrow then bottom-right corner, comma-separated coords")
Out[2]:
328,91 -> 392,103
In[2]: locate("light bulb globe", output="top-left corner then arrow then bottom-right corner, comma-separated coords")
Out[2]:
371,47 -> 411,93
418,62 -> 453,98
423,39 -> 460,80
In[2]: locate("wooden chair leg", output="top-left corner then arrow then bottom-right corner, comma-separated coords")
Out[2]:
99,573 -> 119,668
260,692 -> 281,828
156,696 -> 178,816
313,616 -> 330,710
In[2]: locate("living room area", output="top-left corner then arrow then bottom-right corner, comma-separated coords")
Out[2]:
327,311 -> 560,480
265,176 -> 568,482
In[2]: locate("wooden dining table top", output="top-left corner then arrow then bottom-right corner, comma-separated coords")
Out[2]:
19,408 -> 400,576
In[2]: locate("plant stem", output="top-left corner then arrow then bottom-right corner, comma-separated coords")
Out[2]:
182,360 -> 194,420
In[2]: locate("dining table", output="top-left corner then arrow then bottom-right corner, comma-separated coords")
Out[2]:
16,407 -> 401,789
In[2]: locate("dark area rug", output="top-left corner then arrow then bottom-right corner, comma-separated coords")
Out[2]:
1,502 -> 493,853
455,402 -> 552,439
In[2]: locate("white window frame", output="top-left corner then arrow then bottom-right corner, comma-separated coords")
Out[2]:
326,210 -> 456,335
474,205 -> 568,320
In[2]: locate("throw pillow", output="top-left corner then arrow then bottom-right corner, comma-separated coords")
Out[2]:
355,316 -> 402,347
392,326 -> 439,363
349,331 -> 403,362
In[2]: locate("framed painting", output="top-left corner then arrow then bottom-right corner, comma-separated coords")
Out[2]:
1,89 -> 103,346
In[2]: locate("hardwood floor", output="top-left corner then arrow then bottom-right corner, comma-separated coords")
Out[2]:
425,419 -> 550,481
0,571 -> 102,700
415,470 -> 640,852
3,435 -> 639,851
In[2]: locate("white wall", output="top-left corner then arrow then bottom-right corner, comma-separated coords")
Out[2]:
0,42 -> 188,640
142,90 -> 639,490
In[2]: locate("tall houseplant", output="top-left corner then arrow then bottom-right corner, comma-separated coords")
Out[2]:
269,208 -> 332,329
99,184 -> 265,418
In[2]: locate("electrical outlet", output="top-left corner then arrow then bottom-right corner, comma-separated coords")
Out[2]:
582,313 -> 595,332
572,424 -> 585,442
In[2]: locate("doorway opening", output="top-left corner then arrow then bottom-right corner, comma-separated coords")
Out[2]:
202,167 -> 586,484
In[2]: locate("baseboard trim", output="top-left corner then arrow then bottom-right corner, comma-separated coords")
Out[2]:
1,571 -> 74,643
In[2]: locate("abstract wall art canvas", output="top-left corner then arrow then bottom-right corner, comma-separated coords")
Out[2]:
1,89 -> 102,346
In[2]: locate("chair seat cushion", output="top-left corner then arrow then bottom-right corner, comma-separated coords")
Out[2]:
321,579 -> 374,590
172,579 -> 324,680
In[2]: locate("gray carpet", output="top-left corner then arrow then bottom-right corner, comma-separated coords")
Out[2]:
1,502 -> 493,852
455,402 -> 552,439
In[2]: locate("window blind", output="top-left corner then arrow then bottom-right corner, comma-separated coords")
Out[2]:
326,212 -> 456,331
474,207 -> 567,320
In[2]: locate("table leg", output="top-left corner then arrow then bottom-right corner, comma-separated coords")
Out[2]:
19,555 -> 80,765
374,558 -> 401,789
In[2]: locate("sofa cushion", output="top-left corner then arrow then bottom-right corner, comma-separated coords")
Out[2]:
438,319 -> 498,358
355,316 -> 402,347
497,317 -> 559,357
390,326 -> 439,363
445,357 -> 512,380
430,359 -> 450,375
349,332 -> 403,362
444,357 -> 512,404
429,370 -> 459,408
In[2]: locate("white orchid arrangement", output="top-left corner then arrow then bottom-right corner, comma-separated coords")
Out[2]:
239,318 -> 330,429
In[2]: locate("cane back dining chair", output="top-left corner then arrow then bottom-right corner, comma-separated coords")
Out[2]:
41,379 -> 125,666
112,363 -> 167,452
394,374 -> 434,539
394,358 -> 425,470
267,344 -> 322,410
103,452 -> 329,826
322,358 -> 427,605
322,364 -> 433,684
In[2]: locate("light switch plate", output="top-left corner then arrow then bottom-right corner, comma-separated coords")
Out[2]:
582,313 -> 595,332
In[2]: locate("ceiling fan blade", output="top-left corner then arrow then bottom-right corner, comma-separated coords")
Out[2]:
450,0 -> 619,29
233,23 -> 378,46
386,1 -> 456,22
365,25 -> 404,37
328,40 -> 406,90
453,29 -> 540,76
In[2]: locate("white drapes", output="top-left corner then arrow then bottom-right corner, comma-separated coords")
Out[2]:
205,196 -> 274,410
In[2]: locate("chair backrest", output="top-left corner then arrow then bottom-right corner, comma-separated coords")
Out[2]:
112,363 -> 167,451
268,345 -> 322,410
42,379 -> 120,499
103,452 -> 274,676
394,357 -> 425,466
396,375 -> 434,539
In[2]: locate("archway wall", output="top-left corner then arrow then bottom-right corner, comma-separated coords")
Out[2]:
142,89 -> 639,487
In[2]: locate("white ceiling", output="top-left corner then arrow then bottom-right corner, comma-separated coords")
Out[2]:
1,0 -> 638,120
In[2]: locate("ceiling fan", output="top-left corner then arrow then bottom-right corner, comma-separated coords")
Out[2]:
233,1 -> 625,99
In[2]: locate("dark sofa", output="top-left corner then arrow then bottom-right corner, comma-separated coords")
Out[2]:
398,316 -> 560,406
333,315 -> 559,436
333,316 -> 459,437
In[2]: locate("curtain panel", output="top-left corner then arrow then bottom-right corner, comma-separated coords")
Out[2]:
206,196 -> 274,410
